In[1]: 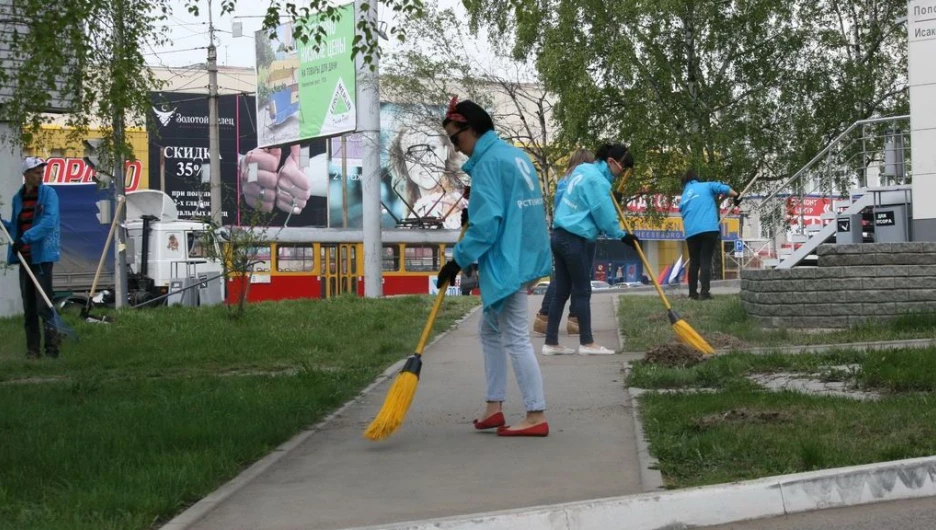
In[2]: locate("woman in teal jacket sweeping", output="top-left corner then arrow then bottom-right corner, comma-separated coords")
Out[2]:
437,97 -> 552,437
543,143 -> 639,355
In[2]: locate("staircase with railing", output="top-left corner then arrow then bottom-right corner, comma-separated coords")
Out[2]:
745,115 -> 912,269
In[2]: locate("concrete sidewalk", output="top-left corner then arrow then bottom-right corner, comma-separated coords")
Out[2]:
172,292 -> 644,530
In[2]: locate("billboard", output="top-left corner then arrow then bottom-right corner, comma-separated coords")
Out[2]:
148,91 -> 257,225
254,1 -> 356,148
235,102 -> 468,229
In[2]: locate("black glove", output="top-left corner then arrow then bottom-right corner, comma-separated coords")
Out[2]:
621,233 -> 640,250
461,208 -> 468,227
733,196 -> 743,207
613,191 -> 625,205
11,238 -> 24,254
436,260 -> 461,289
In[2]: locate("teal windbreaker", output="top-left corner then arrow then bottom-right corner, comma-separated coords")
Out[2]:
679,180 -> 732,238
453,130 -> 551,310
552,160 -> 627,241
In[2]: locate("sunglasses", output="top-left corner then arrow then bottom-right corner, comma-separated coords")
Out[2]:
449,126 -> 469,147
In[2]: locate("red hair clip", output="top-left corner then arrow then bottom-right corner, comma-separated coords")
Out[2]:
446,95 -> 467,123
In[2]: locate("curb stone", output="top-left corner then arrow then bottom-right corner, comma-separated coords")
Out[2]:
621,337 -> 936,357
613,294 -> 666,494
336,455 -> 936,530
159,302 -> 483,530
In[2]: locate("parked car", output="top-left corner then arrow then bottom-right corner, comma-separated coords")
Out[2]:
590,280 -> 612,290
530,281 -> 550,295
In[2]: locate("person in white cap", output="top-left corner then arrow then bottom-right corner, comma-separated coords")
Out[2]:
1,157 -> 62,358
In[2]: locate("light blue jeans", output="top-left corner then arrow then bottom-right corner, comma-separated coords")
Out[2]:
479,290 -> 547,411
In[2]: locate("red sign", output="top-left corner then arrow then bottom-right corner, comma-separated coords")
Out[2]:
785,197 -> 833,226
42,157 -> 143,192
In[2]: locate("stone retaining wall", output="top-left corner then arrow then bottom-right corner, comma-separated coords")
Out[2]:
740,243 -> 936,328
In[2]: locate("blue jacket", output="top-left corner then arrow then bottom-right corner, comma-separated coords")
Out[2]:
3,183 -> 61,265
679,180 -> 731,238
552,160 -> 627,241
454,130 -> 551,310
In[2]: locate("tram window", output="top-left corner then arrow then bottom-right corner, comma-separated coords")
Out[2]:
382,245 -> 401,271
247,245 -> 272,273
277,245 -> 314,272
404,245 -> 440,272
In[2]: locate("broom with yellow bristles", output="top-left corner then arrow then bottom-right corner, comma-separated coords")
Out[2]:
364,225 -> 469,441
611,190 -> 715,355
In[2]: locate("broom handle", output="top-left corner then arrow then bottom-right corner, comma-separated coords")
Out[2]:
415,224 -> 469,355
0,221 -> 55,310
87,196 -> 126,305
610,192 -> 674,311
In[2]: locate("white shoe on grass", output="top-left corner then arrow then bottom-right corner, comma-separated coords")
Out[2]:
541,344 -> 576,356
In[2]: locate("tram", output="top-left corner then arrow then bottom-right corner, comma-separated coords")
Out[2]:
225,228 -> 463,302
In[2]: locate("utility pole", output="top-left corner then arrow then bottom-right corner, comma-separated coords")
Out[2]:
356,0 -> 382,297
112,0 -> 128,308
207,0 -> 222,226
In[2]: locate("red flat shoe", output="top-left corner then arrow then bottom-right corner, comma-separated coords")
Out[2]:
473,412 -> 506,430
496,422 -> 549,437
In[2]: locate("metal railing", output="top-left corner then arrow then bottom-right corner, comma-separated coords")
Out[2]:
748,115 -> 911,251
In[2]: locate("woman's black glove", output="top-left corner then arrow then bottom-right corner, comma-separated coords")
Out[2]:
461,208 -> 468,227
437,260 -> 461,288
621,233 -> 640,250
733,196 -> 743,207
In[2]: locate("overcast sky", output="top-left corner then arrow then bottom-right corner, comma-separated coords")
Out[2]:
148,0 -> 484,72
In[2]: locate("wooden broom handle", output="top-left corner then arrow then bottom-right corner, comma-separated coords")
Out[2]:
415,224 -> 469,355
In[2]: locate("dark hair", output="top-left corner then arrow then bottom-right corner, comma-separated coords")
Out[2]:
595,143 -> 634,169
681,169 -> 700,188
442,99 -> 495,136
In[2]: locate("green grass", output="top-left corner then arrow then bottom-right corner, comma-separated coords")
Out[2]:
0,295 -> 479,530
617,294 -> 936,351
628,347 -> 936,394
640,390 -> 936,488
628,350 -> 867,390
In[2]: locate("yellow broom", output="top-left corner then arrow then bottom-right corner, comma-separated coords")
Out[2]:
364,225 -> 468,441
611,192 -> 715,355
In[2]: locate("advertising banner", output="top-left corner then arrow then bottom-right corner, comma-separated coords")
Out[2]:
235,102 -> 469,229
254,1 -> 356,148
148,91 -> 252,224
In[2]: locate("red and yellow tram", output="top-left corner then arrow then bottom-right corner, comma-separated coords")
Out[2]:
226,228 -> 462,302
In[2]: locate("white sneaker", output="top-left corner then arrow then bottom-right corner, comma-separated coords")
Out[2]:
541,344 -> 576,356
578,344 -> 617,355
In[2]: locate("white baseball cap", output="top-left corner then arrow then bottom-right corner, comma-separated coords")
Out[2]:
22,156 -> 48,173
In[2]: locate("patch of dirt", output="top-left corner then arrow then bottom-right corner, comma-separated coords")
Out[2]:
644,343 -> 706,368
695,408 -> 792,430
647,312 -> 668,323
704,332 -> 750,350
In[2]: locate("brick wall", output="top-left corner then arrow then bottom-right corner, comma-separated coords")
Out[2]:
740,243 -> 936,329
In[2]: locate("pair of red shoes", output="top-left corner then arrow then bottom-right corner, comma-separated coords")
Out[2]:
472,412 -> 549,437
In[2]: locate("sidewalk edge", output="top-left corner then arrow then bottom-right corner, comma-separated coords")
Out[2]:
159,302 -> 484,530
338,454 -> 936,530
613,294 -> 666,494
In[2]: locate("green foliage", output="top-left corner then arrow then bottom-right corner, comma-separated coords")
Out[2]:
463,0 -> 908,204
0,0 -> 169,167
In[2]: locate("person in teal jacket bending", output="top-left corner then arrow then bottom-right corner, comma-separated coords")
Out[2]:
543,143 -> 639,356
678,170 -> 739,300
437,96 -> 552,437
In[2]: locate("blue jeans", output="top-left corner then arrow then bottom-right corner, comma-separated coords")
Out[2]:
479,290 -> 547,411
546,229 -> 593,345
539,240 -> 596,316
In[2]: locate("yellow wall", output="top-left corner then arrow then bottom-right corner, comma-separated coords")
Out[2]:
23,125 -> 149,192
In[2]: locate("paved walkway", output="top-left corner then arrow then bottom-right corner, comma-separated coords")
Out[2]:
182,292 -> 643,530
